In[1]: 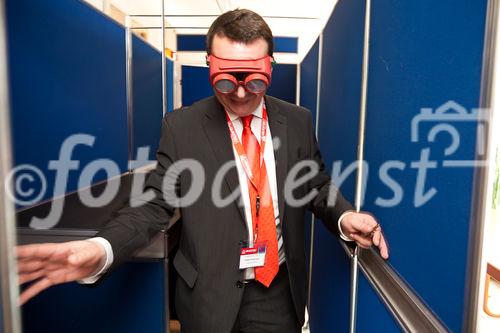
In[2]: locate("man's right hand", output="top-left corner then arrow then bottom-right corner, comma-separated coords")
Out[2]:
16,240 -> 106,305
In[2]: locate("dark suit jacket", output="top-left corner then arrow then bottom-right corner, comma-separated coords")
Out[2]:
97,95 -> 353,333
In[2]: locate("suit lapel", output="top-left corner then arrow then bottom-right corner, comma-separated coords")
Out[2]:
201,97 -> 246,225
265,96 -> 287,222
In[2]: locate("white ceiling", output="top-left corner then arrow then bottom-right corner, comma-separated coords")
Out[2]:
86,0 -> 339,64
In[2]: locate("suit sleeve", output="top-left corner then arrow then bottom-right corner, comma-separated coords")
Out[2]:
96,115 -> 178,270
304,111 -> 355,237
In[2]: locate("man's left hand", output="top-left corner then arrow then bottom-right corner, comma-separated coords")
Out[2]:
340,212 -> 389,259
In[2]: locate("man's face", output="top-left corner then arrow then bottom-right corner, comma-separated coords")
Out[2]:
210,35 -> 269,117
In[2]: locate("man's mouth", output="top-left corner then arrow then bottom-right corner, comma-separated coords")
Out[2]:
230,99 -> 248,105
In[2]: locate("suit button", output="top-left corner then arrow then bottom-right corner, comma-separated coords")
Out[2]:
236,281 -> 244,288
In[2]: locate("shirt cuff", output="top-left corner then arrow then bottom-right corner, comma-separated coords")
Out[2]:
338,210 -> 355,242
78,237 -> 114,284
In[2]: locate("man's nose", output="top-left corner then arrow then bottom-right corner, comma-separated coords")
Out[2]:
235,85 -> 246,98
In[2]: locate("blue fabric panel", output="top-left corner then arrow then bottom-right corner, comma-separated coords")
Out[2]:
308,0 -> 488,331
356,274 -> 402,333
299,38 -> 319,127
274,37 -> 298,53
6,0 -> 128,205
181,65 -> 212,107
177,35 -> 206,52
167,59 -> 174,113
267,64 -> 296,104
177,35 -> 298,53
132,36 -> 163,163
299,36 -> 319,323
309,225 -> 353,332
308,1 -> 365,331
361,1 -> 487,331
21,262 -> 165,333
299,34 -> 319,330
364,1 -> 486,332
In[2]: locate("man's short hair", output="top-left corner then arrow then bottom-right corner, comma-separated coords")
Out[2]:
206,9 -> 274,56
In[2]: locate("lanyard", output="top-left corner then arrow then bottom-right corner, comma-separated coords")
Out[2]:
226,105 -> 268,241
225,105 -> 268,190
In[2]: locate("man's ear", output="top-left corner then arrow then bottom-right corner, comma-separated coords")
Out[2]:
205,54 -> 210,66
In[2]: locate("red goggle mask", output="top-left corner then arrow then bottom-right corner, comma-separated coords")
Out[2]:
207,54 -> 273,94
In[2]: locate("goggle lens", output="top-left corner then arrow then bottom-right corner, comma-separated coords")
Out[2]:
214,79 -> 237,93
245,79 -> 267,93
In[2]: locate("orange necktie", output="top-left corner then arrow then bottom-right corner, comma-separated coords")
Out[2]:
241,115 -> 279,287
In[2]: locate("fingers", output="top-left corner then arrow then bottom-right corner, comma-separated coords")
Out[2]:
349,233 -> 373,249
16,241 -> 106,306
19,269 -> 45,285
372,228 -> 380,246
17,243 -> 60,260
19,277 -> 53,306
346,212 -> 389,259
17,241 -> 100,274
378,233 -> 389,259
18,260 -> 70,285
354,229 -> 389,259
18,263 -> 96,306
343,212 -> 379,235
370,225 -> 389,259
359,214 -> 379,236
17,259 -> 45,274
351,231 -> 389,259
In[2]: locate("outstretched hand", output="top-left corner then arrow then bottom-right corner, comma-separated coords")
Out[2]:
16,240 -> 105,305
340,212 -> 389,259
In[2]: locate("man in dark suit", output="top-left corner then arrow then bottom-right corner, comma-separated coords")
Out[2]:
17,9 -> 388,333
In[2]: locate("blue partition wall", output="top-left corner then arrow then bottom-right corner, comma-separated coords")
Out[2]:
299,39 -> 319,125
177,34 -> 298,53
304,1 -> 371,332
181,66 -> 212,107
21,262 -> 164,333
305,0 -> 488,332
167,59 -> 174,113
7,1 -> 167,332
299,37 -> 320,284
267,64 -> 296,104
132,35 -> 164,163
361,1 -> 487,332
6,0 -> 128,204
356,274 -> 400,332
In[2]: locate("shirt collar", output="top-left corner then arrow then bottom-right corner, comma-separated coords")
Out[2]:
225,98 -> 264,122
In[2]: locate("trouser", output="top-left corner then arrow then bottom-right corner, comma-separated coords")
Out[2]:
231,264 -> 301,333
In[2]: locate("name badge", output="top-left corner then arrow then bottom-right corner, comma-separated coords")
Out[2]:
239,242 -> 267,269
